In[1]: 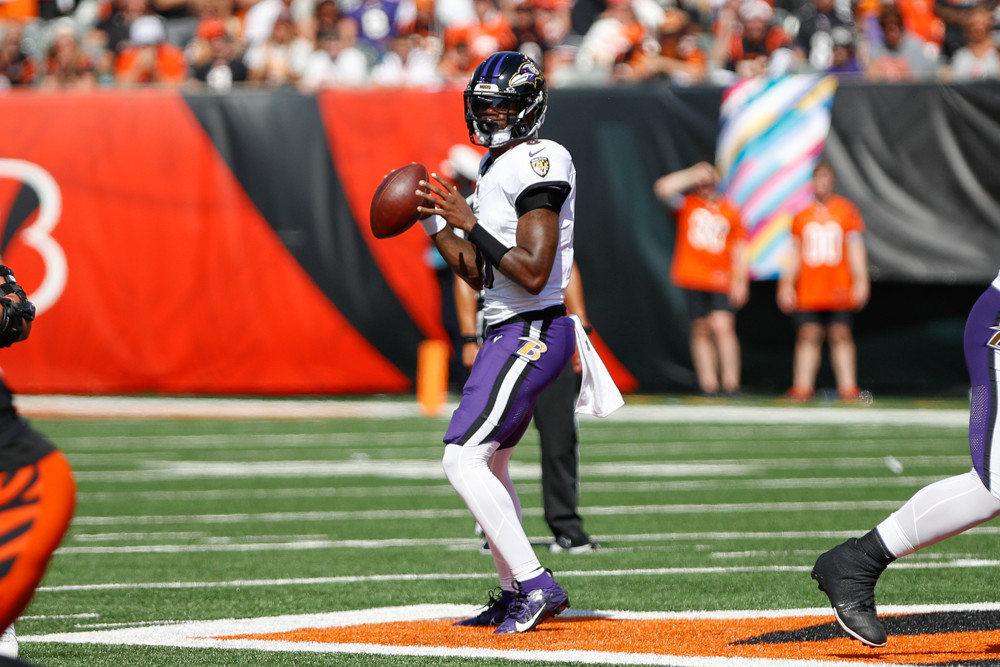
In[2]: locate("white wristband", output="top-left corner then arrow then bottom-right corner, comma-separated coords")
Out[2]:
420,214 -> 447,236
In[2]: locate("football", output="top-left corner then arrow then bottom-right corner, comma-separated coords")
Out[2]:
369,163 -> 429,239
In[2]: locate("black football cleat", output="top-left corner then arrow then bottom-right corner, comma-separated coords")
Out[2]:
811,538 -> 888,648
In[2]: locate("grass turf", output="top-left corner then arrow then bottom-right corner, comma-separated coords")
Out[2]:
15,395 -> 991,666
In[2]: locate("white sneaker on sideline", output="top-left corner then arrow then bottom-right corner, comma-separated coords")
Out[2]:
0,624 -> 17,658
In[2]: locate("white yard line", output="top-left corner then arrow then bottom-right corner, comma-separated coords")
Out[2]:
35,559 -> 1000,593
66,499 -> 914,527
56,525 -> 1000,555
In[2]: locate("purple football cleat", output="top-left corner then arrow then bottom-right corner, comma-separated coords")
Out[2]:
494,577 -> 569,634
454,588 -> 516,627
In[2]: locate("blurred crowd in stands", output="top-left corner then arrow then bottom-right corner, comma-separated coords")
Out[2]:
0,0 -> 997,90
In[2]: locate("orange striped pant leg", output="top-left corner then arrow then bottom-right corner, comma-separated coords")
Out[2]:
0,451 -> 76,629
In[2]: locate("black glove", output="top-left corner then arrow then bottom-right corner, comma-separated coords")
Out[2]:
0,266 -> 35,347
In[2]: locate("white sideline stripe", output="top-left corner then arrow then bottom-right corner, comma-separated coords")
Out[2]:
595,404 -> 968,426
21,602 -> 1000,666
66,499 -> 911,526
57,432 -> 445,450
13,396 -> 424,420
13,395 -> 968,425
36,559 -> 1000,592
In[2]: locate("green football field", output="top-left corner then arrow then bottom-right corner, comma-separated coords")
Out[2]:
12,395 -> 997,667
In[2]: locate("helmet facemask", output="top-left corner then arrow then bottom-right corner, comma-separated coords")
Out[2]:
465,90 -> 545,148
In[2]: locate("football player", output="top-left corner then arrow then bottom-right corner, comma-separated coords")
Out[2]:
812,268 -> 1000,647
455,263 -> 602,554
415,51 -> 575,633
0,266 -> 76,666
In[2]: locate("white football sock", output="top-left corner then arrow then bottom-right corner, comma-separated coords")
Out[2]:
876,469 -> 1000,558
443,442 -> 542,582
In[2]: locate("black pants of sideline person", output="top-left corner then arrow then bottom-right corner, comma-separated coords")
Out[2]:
532,362 -> 585,541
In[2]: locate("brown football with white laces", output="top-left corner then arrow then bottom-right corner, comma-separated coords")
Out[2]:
369,163 -> 428,239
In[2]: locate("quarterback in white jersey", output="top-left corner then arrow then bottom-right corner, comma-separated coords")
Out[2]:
472,138 -> 575,326
414,51 -> 576,635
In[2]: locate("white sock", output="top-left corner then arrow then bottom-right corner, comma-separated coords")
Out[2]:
876,469 -> 1000,558
443,442 -> 542,582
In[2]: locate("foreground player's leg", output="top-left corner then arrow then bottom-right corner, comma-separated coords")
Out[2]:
0,626 -> 14,659
811,530 -> 893,647
877,469 -> 1000,557
813,470 -> 1000,647
0,450 -> 77,630
815,277 -> 1000,648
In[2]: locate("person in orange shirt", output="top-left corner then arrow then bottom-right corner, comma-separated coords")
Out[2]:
718,0 -> 792,78
777,160 -> 869,401
442,0 -> 517,65
113,14 -> 188,84
630,7 -> 708,85
655,161 -> 749,396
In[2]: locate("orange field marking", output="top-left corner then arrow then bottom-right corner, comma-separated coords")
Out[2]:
217,613 -> 1000,664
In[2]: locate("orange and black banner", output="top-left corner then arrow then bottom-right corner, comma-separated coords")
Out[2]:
0,87 -> 634,396
0,83 -> 997,395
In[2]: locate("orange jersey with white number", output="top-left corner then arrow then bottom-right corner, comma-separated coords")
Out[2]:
670,194 -> 746,293
791,194 -> 864,311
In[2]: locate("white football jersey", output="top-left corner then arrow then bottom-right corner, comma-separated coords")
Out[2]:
472,138 -> 575,326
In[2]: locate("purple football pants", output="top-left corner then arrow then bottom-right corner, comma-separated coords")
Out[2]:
965,281 -> 1000,492
444,314 -> 575,450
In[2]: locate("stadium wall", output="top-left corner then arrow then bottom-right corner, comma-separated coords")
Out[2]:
0,81 -> 995,396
